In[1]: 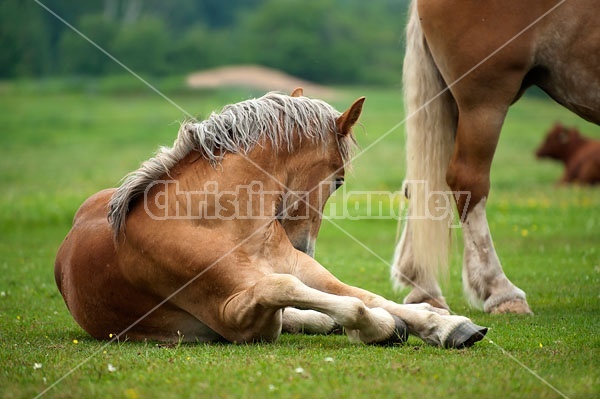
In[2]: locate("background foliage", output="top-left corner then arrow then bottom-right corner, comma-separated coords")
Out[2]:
1,0 -> 409,84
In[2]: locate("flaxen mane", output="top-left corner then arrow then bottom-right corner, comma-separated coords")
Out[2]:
107,92 -> 355,236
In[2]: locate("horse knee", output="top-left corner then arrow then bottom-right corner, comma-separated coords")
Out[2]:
321,296 -> 365,327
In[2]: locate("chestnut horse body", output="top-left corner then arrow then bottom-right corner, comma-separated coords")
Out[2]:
56,90 -> 486,347
394,0 -> 600,313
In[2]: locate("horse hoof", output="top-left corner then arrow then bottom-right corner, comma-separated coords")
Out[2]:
329,323 -> 344,335
489,299 -> 533,315
444,322 -> 488,349
374,315 -> 409,346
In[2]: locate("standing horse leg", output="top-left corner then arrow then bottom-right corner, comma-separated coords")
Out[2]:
448,106 -> 532,314
392,221 -> 449,310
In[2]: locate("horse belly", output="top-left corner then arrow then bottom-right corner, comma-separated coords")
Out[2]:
535,3 -> 600,124
538,68 -> 600,125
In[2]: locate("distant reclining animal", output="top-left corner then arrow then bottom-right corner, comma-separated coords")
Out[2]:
536,123 -> 600,185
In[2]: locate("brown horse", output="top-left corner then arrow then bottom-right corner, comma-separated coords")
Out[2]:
393,0 -> 600,314
55,89 -> 487,348
536,123 -> 600,184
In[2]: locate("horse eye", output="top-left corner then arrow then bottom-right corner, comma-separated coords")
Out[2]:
334,178 -> 344,189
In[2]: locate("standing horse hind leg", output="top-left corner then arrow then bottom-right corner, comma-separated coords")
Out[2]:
398,0 -> 535,314
447,105 -> 532,314
392,221 -> 449,311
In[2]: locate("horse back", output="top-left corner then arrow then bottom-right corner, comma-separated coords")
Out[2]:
417,0 -> 600,122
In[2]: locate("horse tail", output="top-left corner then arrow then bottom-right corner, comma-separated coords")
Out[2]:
401,0 -> 457,284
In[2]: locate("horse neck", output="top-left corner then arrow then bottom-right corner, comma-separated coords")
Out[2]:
168,149 -> 289,224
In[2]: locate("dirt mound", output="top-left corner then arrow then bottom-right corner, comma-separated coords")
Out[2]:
186,65 -> 336,98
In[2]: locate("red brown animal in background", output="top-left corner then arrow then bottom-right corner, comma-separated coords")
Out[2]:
536,123 -> 600,185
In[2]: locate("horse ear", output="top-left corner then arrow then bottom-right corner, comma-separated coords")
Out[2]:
290,87 -> 304,97
337,97 -> 365,136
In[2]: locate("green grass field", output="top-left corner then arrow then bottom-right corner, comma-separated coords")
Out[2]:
0,79 -> 598,399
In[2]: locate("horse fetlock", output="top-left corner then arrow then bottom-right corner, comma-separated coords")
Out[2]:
483,287 -> 532,314
349,307 -> 396,344
345,328 -> 362,344
487,298 -> 533,315
371,315 -> 409,346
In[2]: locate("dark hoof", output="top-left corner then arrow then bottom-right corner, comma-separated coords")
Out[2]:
444,322 -> 488,349
373,315 -> 409,346
329,323 -> 344,335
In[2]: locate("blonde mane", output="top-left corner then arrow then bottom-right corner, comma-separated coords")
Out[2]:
107,92 -> 355,235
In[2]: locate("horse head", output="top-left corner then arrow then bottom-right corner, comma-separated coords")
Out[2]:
277,92 -> 364,257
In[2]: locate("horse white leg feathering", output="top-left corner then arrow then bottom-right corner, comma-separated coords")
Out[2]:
461,199 -> 532,314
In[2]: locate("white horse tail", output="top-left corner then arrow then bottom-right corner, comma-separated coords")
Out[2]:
401,0 -> 457,284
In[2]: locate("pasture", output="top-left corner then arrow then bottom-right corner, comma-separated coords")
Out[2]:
0,80 -> 598,398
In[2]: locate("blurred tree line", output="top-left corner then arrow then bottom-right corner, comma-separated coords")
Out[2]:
0,0 -> 409,85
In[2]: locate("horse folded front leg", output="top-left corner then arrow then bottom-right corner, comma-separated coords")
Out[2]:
281,309 -> 406,342
291,253 -> 487,348
382,302 -> 488,349
367,314 -> 409,346
223,274 -> 408,345
282,308 -> 338,335
341,308 -> 408,346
